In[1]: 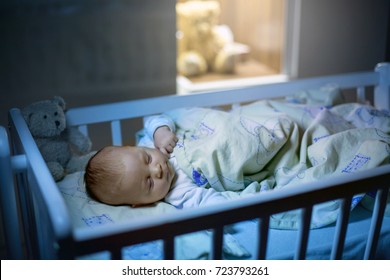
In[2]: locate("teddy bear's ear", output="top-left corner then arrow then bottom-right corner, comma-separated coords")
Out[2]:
52,96 -> 66,110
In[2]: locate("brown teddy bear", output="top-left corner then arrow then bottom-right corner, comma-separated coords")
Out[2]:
176,0 -> 244,77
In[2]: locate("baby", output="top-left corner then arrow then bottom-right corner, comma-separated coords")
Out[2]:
84,115 -> 227,208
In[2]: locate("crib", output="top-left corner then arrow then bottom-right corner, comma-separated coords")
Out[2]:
1,62 -> 390,260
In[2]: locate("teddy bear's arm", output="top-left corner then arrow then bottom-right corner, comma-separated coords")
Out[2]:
66,127 -> 92,154
46,161 -> 66,181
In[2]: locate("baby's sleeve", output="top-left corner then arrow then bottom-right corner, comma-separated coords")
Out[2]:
143,114 -> 176,140
165,159 -> 228,209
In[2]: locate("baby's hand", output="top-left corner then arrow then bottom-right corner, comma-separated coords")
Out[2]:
153,126 -> 178,156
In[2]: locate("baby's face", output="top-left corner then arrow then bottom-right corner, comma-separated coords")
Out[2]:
113,146 -> 175,206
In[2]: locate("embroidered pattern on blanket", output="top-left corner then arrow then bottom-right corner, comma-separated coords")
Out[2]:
192,169 -> 208,186
82,214 -> 114,227
342,154 -> 371,173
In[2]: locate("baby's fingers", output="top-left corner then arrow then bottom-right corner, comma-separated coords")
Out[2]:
159,147 -> 169,156
165,144 -> 174,154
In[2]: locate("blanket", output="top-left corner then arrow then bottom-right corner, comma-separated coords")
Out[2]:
166,91 -> 390,229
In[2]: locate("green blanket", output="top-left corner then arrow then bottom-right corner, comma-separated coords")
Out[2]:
166,92 -> 390,229
168,104 -> 294,192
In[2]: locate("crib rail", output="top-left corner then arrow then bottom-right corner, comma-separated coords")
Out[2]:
66,65 -> 389,146
0,126 -> 24,259
7,109 -> 72,259
66,70 -> 379,127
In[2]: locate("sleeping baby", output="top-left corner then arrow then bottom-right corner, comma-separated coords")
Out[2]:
84,114 -> 228,208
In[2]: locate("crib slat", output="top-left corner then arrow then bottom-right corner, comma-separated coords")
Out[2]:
295,206 -> 313,260
231,103 -> 241,110
111,120 -> 122,146
0,127 -> 24,259
211,226 -> 224,260
164,236 -> 175,260
78,125 -> 88,137
111,248 -> 122,260
331,197 -> 352,260
20,176 -> 40,258
257,217 -> 270,260
364,188 -> 388,259
356,87 -> 366,104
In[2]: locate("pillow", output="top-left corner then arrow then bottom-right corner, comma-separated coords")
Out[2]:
57,171 -> 177,229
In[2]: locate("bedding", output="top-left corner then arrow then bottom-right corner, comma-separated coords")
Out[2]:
163,88 -> 390,229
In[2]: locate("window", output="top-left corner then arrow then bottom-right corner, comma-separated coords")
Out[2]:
176,0 -> 291,94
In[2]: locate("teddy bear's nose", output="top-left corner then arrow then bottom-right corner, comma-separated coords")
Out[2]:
55,120 -> 60,127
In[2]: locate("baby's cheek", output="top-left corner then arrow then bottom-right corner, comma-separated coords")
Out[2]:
162,182 -> 172,197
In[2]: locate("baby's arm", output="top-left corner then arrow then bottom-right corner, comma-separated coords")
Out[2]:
164,163 -> 228,209
154,126 -> 178,155
143,114 -> 177,155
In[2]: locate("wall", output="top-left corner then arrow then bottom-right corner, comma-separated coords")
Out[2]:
219,0 -> 285,72
0,0 -> 177,133
2,0 -> 388,127
1,0 -> 389,259
295,0 -> 389,78
0,0 -> 176,259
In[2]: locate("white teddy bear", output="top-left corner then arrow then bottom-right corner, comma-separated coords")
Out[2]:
22,96 -> 93,181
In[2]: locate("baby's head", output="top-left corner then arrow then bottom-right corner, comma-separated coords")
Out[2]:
84,146 -> 175,206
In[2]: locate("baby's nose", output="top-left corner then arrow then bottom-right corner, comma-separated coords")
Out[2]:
152,163 -> 162,179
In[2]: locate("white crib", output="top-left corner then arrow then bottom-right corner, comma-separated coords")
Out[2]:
1,63 -> 390,260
